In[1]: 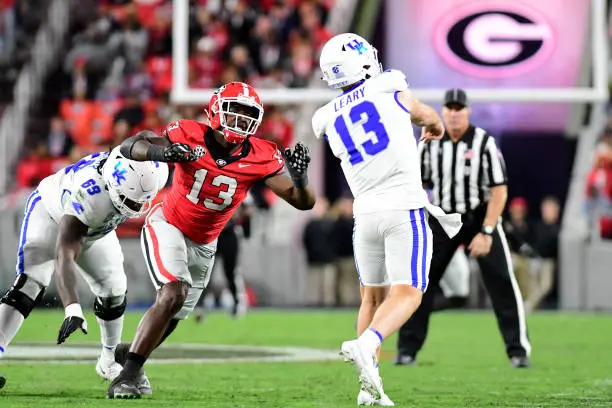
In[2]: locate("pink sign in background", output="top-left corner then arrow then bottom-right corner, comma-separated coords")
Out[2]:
384,0 -> 590,132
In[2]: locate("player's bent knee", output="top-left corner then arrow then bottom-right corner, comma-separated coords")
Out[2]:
93,294 -> 126,321
389,284 -> 423,306
157,295 -> 186,316
361,286 -> 387,308
0,274 -> 45,318
157,282 -> 188,315
93,273 -> 127,299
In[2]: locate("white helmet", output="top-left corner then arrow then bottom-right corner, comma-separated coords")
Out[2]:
102,147 -> 169,218
320,33 -> 382,90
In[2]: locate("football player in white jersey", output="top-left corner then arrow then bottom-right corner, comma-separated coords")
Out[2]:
312,33 -> 461,406
0,147 -> 167,390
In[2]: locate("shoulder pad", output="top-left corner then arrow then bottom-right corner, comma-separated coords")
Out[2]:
365,69 -> 409,96
165,119 -> 207,145
250,137 -> 285,170
312,104 -> 334,139
252,137 -> 279,151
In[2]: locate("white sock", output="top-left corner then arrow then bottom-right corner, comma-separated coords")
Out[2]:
358,328 -> 383,354
96,315 -> 123,360
0,304 -> 25,354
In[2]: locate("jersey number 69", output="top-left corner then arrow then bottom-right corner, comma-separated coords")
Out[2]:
334,101 -> 390,165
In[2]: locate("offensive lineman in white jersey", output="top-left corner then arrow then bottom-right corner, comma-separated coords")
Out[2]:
312,33 -> 461,405
0,147 -> 167,390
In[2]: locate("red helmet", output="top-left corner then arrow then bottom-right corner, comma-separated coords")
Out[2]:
208,82 -> 264,144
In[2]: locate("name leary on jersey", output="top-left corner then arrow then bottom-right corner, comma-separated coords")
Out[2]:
38,152 -> 128,242
334,88 -> 366,112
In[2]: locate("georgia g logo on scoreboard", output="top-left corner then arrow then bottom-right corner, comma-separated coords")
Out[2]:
434,2 -> 555,78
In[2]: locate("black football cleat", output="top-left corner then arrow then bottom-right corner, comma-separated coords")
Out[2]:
510,356 -> 532,368
393,354 -> 417,366
113,344 -> 152,395
0,374 -> 6,390
107,376 -> 141,399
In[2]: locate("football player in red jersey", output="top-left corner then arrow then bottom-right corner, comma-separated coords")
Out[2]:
106,82 -> 315,398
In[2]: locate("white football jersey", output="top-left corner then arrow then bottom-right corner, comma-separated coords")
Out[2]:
37,152 -> 128,243
312,69 -> 428,215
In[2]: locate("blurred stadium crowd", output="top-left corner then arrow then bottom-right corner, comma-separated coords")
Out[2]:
3,0 -> 332,192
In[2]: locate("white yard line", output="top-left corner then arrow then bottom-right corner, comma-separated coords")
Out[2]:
2,343 -> 341,365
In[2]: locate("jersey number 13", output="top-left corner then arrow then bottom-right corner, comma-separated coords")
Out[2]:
186,169 -> 237,211
334,101 -> 390,165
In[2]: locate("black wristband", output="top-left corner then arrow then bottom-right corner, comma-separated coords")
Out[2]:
146,145 -> 166,162
292,174 -> 308,189
481,225 -> 494,236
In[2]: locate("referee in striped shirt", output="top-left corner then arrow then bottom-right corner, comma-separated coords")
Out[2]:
395,89 -> 532,368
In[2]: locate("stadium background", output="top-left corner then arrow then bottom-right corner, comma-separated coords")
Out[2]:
1,1 -> 612,407
0,0 -> 610,311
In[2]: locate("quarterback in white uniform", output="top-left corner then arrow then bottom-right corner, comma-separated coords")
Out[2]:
0,147 -> 167,390
313,33 -> 461,406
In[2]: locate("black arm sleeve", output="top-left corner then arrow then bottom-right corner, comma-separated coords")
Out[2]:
120,131 -> 168,161
119,135 -> 144,159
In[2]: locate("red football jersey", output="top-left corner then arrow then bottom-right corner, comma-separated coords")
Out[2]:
161,119 -> 285,244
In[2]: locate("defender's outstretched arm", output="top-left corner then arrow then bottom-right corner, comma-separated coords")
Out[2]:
121,131 -> 197,163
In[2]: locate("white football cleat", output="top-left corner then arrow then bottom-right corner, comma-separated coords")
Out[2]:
340,340 -> 383,400
358,389 -> 395,406
137,372 -> 152,395
96,356 -> 123,381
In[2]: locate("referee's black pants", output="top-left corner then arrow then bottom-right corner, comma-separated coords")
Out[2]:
397,208 -> 531,359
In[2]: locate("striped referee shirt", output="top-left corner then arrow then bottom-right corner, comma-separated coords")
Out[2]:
419,125 -> 507,215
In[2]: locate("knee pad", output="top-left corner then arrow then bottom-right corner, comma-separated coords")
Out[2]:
0,274 -> 45,318
93,293 -> 126,321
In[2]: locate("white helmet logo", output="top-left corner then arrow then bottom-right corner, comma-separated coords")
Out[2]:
112,161 -> 128,185
345,39 -> 368,55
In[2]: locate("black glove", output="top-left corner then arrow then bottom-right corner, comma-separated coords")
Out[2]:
57,304 -> 88,345
519,243 -> 539,258
283,142 -> 311,189
147,143 -> 199,162
57,316 -> 88,344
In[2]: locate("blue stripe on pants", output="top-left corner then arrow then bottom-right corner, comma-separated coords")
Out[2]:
16,191 -> 41,275
410,210 -> 419,286
418,208 -> 428,291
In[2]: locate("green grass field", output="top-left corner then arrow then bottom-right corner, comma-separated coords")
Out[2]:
1,309 -> 611,407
